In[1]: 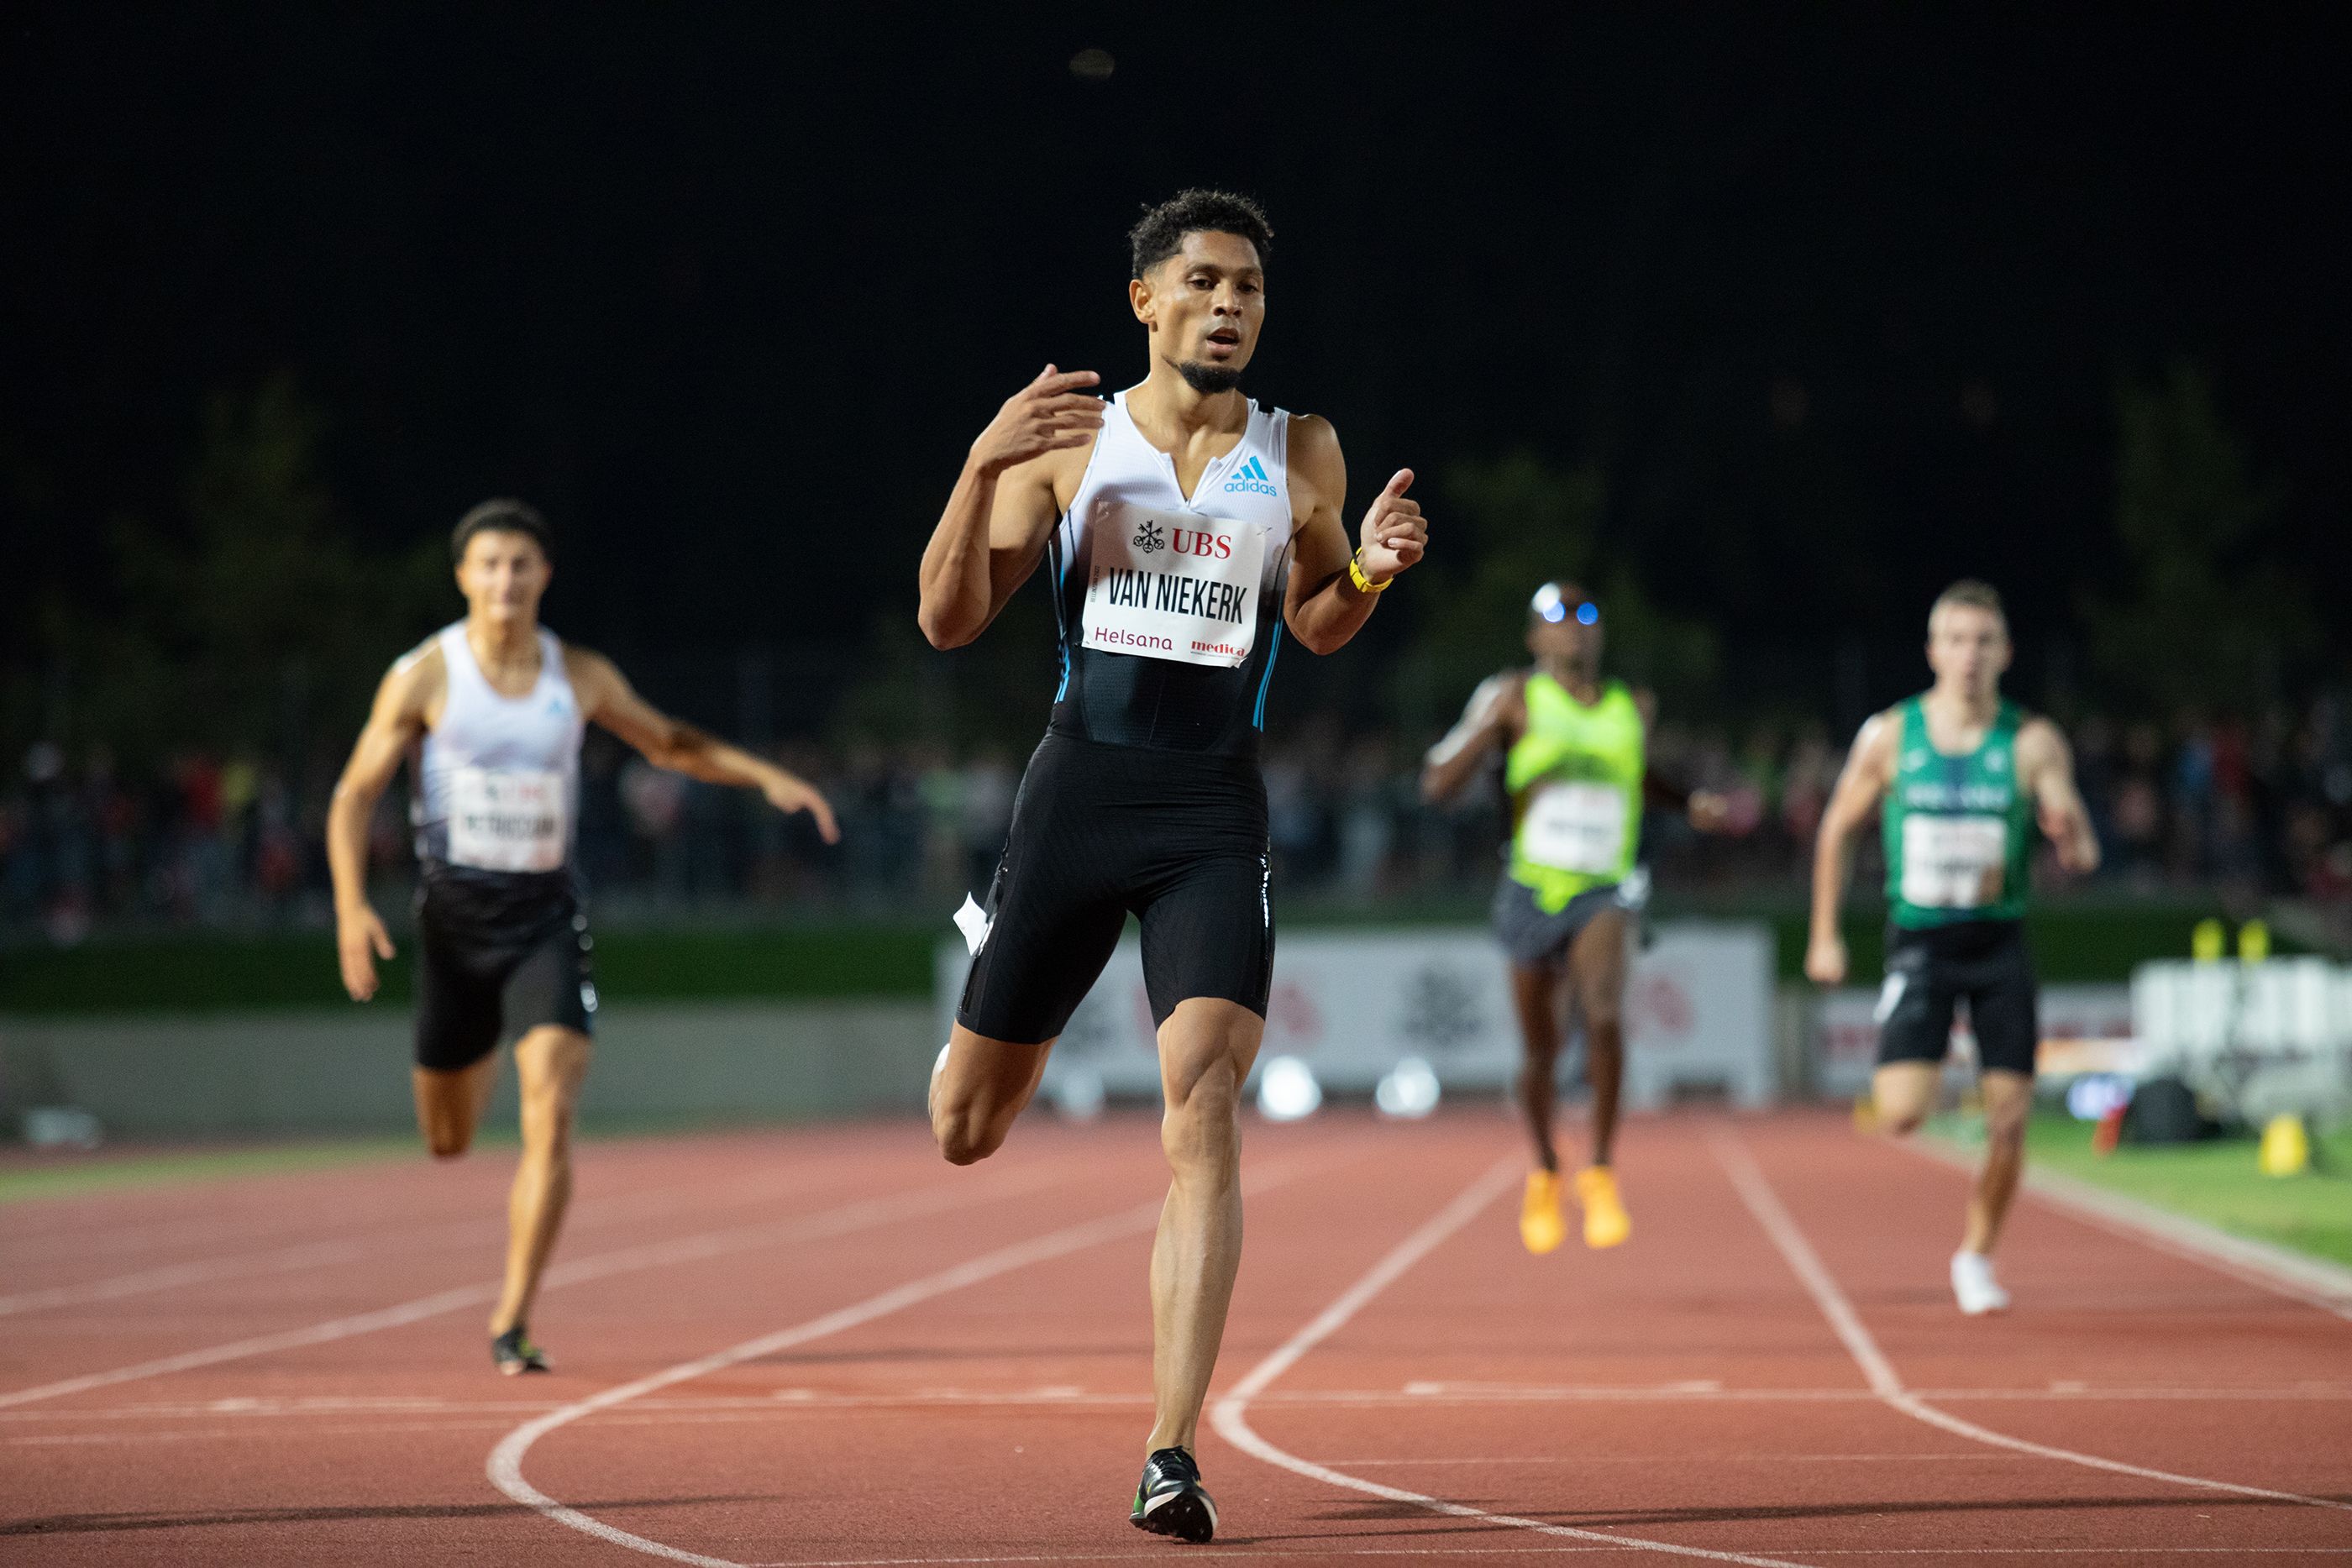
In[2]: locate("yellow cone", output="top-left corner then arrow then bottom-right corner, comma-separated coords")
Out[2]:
2259,1114 -> 2310,1178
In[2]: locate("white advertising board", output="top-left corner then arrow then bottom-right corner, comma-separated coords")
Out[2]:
935,921 -> 1776,1110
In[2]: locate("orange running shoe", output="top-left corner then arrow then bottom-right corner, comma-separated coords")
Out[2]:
1575,1165 -> 1631,1249
1520,1170 -> 1566,1255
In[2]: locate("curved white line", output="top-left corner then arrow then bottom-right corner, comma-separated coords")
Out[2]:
1210,1157 -> 1819,1568
1709,1128 -> 2351,1514
487,1162 -> 1311,1563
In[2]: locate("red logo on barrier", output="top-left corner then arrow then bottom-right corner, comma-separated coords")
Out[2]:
1629,974 -> 1694,1043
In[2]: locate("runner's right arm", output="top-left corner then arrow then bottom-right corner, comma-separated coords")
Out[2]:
327,648 -> 438,1002
1803,710 -> 1897,985
1419,672 -> 1524,804
917,365 -> 1103,649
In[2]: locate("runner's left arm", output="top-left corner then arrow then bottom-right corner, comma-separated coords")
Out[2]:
1283,415 -> 1426,654
570,649 -> 840,843
2019,717 -> 2100,874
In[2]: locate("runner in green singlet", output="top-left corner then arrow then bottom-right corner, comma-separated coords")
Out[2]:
1806,579 -> 2099,1314
1422,582 -> 1725,1256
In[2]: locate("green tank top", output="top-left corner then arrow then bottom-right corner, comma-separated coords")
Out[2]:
1504,674 -> 1646,913
1882,695 -> 2034,929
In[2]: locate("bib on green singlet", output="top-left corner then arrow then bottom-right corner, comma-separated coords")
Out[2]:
1882,695 -> 2034,929
1505,674 -> 1646,913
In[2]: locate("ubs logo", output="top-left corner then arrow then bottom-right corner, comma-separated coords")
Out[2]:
1171,527 -> 1234,559
1132,520 -> 1165,554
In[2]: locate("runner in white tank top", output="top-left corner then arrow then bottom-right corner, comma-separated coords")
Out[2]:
914,190 -> 1434,1542
326,499 -> 838,1375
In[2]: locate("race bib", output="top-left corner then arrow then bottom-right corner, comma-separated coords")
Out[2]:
1901,813 -> 2005,909
446,767 -> 569,872
1521,782 -> 1627,874
1080,501 -> 1268,669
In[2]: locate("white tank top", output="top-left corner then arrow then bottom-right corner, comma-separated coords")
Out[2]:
411,622 -> 585,873
1044,392 -> 1295,754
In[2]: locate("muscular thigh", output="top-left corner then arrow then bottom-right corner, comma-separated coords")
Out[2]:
1566,906 -> 1630,1025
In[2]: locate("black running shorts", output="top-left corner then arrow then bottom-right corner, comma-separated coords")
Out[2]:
1874,918 -> 2037,1078
413,867 -> 596,1072
956,733 -> 1273,1045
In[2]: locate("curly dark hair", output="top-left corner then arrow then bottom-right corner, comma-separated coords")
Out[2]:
451,497 -> 552,564
1127,189 -> 1273,281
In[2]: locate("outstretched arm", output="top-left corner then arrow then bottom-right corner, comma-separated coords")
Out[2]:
917,365 -> 1102,650
1420,673 -> 1523,804
1283,416 -> 1427,656
572,650 -> 839,843
2019,717 -> 2100,874
1804,711 -> 1897,985
328,648 -> 434,1001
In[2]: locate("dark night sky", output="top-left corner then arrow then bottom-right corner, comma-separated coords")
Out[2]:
5,6 -> 2345,726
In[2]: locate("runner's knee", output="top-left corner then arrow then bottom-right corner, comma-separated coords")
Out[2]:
932,1090 -> 1011,1166
1162,1058 -> 1241,1169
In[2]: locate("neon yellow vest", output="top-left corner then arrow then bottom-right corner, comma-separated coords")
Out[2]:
1505,674 -> 1646,912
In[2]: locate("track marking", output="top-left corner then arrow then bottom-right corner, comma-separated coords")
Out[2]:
1709,1127 -> 2352,1515
1896,1135 -> 2352,1324
733,1550 -> 2352,1566
0,1162 -> 876,1318
1210,1156 -> 1819,1568
0,1167 -> 1063,1411
486,1162 -> 1311,1566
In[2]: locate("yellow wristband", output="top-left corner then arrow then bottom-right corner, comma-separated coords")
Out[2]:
1347,550 -> 1391,595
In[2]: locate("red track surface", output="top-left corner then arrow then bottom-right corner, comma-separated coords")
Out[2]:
3,1110 -> 2348,1565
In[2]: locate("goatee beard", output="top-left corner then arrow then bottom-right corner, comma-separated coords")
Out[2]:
1177,361 -> 1243,396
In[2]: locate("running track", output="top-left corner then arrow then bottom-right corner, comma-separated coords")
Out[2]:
3,1110 -> 2347,1565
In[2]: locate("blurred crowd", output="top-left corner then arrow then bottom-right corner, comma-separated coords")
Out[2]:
3,696 -> 2348,943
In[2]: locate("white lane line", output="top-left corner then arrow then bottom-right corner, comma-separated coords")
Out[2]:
1896,1135 -> 2352,1324
1709,1127 -> 2352,1515
0,1167 -> 1062,1411
1210,1156 -> 1818,1568
732,1552 -> 2352,1566
17,1378 -> 2348,1430
485,1162 -> 1310,1567
0,1162 -> 873,1318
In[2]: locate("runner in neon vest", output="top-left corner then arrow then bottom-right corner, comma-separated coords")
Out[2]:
1423,580 -> 1725,1256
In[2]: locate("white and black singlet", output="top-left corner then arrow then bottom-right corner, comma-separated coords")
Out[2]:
407,623 -> 596,1069
957,394 -> 1298,1043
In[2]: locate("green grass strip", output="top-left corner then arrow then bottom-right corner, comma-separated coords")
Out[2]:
1935,1111 -> 2352,1267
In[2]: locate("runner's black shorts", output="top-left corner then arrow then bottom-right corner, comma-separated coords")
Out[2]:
412,866 -> 596,1072
956,732 -> 1273,1045
1875,917 -> 2037,1077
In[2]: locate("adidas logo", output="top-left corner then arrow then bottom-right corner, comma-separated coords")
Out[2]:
1221,455 -> 1277,496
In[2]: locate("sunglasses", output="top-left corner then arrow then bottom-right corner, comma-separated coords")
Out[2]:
1531,585 -> 1600,626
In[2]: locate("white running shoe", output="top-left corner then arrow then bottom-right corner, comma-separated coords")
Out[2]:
1950,1250 -> 2011,1316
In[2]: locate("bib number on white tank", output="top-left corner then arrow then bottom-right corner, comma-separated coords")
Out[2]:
1520,782 -> 1626,873
1080,501 -> 1268,669
446,767 -> 569,873
1900,813 -> 2006,909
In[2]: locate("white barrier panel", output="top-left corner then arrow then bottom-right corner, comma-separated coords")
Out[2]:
935,921 -> 1776,1110
1810,983 -> 2134,1100
2130,957 -> 2352,1125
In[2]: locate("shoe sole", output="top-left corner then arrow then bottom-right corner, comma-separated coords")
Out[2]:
1131,1487 -> 1216,1544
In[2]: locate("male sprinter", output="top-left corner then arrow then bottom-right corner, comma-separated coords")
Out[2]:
1805,579 -> 2097,1314
916,190 -> 1427,1543
328,499 -> 837,1371
1420,582 -> 1724,1256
